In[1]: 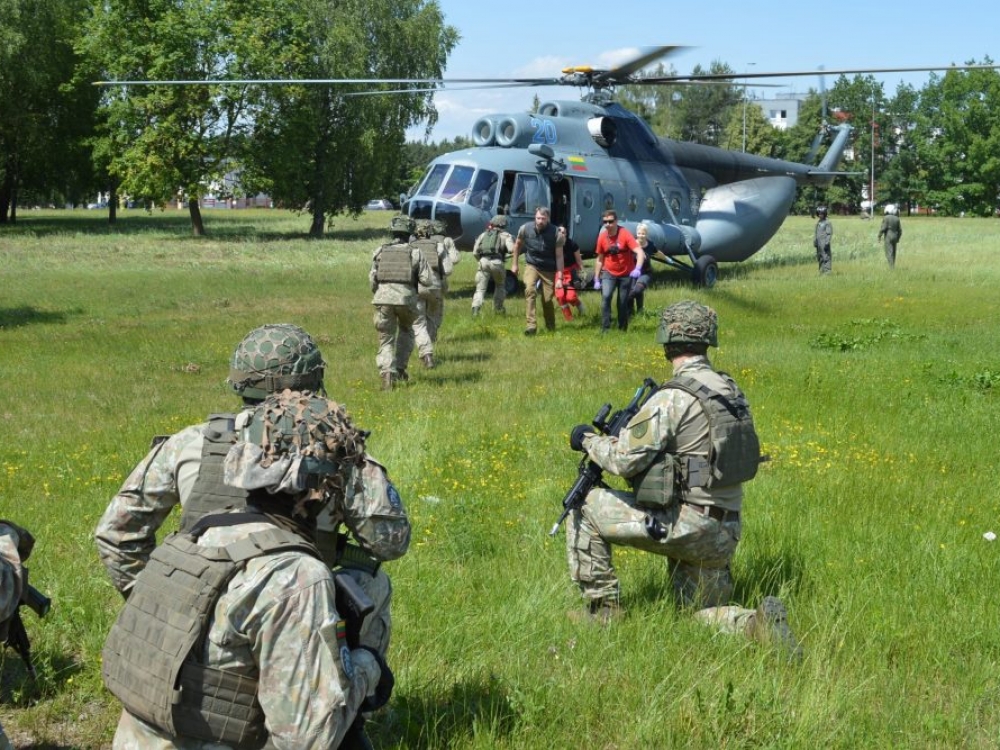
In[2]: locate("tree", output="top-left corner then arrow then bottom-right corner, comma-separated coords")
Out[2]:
619,63 -> 683,138
915,61 -> 1000,216
720,93 -> 778,157
237,0 -> 458,236
0,0 -> 96,222
666,61 -> 741,146
81,0 -> 254,235
877,83 -> 921,214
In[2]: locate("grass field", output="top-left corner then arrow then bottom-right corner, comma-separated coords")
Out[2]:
2,208 -> 1000,748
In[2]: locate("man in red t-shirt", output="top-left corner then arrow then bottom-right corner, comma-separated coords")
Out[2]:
593,210 -> 644,332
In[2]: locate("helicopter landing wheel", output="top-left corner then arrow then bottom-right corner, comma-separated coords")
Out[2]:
693,255 -> 718,288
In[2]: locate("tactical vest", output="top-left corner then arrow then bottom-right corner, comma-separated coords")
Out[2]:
101,514 -> 321,748
633,373 -> 761,508
375,244 -> 416,285
179,414 -> 247,532
412,239 -> 444,280
478,229 -> 503,258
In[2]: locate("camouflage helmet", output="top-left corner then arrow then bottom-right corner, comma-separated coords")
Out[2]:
816,206 -> 828,218
430,219 -> 446,236
389,214 -> 414,236
490,214 -> 508,229
413,219 -> 434,238
224,390 -> 367,510
656,300 -> 718,347
228,324 -> 326,401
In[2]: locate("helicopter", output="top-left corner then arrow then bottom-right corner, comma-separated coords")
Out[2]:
396,45 -> 850,287
395,47 -> 1000,286
99,47 -> 1000,286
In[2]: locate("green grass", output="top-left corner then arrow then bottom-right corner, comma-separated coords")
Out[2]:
3,208 -> 1000,748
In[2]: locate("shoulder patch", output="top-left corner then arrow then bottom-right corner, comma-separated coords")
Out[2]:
628,414 -> 657,446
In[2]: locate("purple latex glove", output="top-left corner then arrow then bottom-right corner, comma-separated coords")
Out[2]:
593,277 -> 601,290
629,267 -> 642,279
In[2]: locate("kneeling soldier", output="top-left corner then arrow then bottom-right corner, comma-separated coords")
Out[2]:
102,390 -> 404,748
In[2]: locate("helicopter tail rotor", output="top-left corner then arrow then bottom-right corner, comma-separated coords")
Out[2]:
805,66 -> 829,163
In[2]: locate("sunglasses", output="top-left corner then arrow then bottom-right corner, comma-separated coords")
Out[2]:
603,219 -> 616,224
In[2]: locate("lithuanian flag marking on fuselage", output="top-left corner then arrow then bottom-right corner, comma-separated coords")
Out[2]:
568,156 -> 587,171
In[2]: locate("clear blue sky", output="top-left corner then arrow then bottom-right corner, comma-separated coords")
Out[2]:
408,0 -> 998,141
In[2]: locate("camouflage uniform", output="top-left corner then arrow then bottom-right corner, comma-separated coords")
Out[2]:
471,216 -> 515,314
95,423 -> 409,656
412,220 -> 460,365
567,302 -> 796,651
95,326 -> 407,655
568,356 -> 751,630
110,515 -> 382,750
370,219 -> 434,384
1,522 -> 31,750
107,391 -> 405,748
95,324 -> 326,596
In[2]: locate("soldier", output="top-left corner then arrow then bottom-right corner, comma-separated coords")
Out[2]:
814,206 -> 833,274
412,219 -> 459,369
95,323 -> 326,596
565,301 -> 799,656
1,521 -> 33,750
471,214 -> 515,316
102,390 -> 406,748
371,215 -> 434,390
878,204 -> 903,268
95,324 -> 403,656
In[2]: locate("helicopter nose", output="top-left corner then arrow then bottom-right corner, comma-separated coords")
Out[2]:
405,199 -> 466,242
431,202 -> 463,240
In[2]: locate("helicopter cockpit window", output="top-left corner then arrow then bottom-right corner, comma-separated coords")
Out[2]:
417,163 -> 449,197
467,169 -> 499,210
439,165 -> 475,201
510,174 -> 544,216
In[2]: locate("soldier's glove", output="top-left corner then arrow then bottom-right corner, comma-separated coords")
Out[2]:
570,424 -> 596,452
358,647 -> 395,712
644,514 -> 667,542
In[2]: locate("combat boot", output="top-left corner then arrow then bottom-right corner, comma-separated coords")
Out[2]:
747,596 -> 802,660
380,372 -> 393,391
568,596 -> 622,626
421,354 -> 435,369
471,306 -> 481,317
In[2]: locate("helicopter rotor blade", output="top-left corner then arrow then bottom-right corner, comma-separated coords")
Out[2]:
595,45 -> 689,84
640,62 -> 1000,84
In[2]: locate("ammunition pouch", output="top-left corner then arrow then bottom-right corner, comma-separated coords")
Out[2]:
632,454 -> 683,510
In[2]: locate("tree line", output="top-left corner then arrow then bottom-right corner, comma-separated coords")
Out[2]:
2,3 -> 997,236
620,59 -> 1000,217
1,0 -> 458,235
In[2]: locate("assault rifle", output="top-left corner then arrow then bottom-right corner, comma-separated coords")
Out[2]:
549,378 -> 660,536
4,575 -> 52,680
333,572 -> 377,750
333,570 -> 375,650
